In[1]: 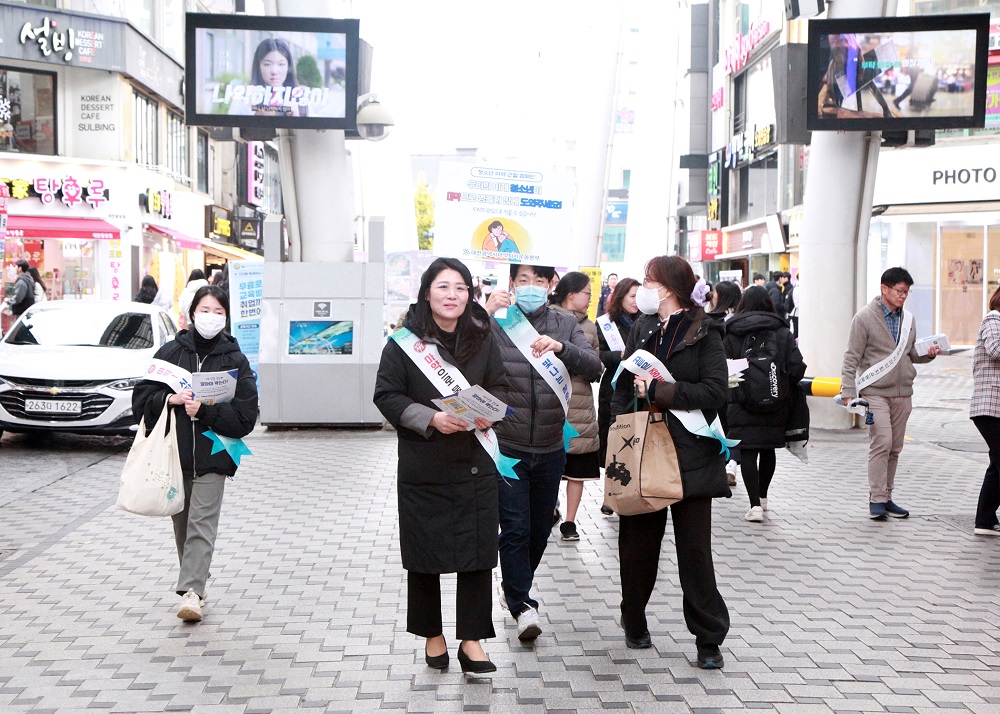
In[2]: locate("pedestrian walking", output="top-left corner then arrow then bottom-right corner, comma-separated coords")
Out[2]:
785,272 -> 799,338
764,271 -> 789,321
373,258 -> 505,674
705,280 -> 742,486
177,269 -> 209,329
723,286 -> 806,521
134,275 -> 159,304
971,285 -> 1000,537
485,264 -> 601,642
840,267 -> 941,520
548,272 -> 603,541
2,260 -> 35,316
27,266 -> 47,303
596,272 -> 618,317
597,277 -> 640,470
132,285 -> 258,623
610,255 -> 730,669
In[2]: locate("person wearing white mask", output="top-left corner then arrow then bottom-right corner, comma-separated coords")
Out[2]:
485,264 -> 602,641
132,285 -> 258,624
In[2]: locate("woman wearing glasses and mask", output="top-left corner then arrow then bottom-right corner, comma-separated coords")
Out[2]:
374,258 -> 508,675
609,255 -> 731,668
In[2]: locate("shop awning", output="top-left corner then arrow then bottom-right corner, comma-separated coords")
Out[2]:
202,239 -> 263,262
143,223 -> 205,250
5,215 -> 121,240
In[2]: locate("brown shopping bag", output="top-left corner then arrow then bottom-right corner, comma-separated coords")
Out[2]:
604,407 -> 683,516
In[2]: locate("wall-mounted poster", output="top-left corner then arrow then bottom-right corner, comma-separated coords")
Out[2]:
288,320 -> 353,355
433,162 -> 573,266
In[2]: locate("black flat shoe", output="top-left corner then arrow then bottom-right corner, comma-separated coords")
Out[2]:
457,644 -> 496,674
425,642 -> 449,670
620,617 -> 652,649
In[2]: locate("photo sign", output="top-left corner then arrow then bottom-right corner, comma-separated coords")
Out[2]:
433,162 -> 573,266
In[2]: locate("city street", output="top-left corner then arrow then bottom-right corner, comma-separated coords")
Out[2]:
0,352 -> 997,713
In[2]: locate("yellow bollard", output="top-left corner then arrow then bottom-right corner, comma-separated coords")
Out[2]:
800,377 -> 842,398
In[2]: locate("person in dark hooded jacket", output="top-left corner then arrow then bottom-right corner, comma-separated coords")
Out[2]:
374,257 -> 507,674
723,285 -> 805,523
132,285 -> 258,624
609,256 -> 731,669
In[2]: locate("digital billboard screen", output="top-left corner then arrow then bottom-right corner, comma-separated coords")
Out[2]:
185,13 -> 359,130
807,14 -> 989,132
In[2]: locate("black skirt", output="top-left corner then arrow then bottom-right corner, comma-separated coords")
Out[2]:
563,450 -> 601,481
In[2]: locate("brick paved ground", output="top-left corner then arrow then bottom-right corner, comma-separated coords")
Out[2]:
0,351 -> 997,712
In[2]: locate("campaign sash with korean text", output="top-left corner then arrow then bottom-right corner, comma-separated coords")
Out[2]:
613,349 -> 740,458
494,307 -> 579,448
390,328 -> 519,479
855,309 -> 915,392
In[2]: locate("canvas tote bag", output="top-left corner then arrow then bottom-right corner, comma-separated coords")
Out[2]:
604,403 -> 684,516
117,401 -> 185,517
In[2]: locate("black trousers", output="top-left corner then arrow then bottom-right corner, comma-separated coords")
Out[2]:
618,497 -> 730,647
973,416 -> 1000,529
406,569 -> 496,641
740,448 -> 776,507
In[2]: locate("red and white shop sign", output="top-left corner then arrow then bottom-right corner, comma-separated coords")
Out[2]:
723,19 -> 771,75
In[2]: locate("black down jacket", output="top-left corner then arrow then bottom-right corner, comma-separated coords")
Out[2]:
610,308 -> 730,501
373,308 -> 507,574
132,330 -> 258,477
490,305 -> 602,452
722,311 -> 806,449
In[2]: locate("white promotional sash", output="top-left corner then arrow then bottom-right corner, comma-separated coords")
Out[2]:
495,306 -> 579,448
390,328 -> 519,479
613,349 -> 740,458
855,309 -> 914,392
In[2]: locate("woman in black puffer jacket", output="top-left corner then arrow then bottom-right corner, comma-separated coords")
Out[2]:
722,285 -> 805,523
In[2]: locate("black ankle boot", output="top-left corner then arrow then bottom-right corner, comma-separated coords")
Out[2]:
457,643 -> 496,674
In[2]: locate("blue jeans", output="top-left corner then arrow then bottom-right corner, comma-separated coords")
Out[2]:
497,446 -> 566,616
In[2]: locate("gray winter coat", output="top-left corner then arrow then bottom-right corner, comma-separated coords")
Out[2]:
551,305 -> 602,454
491,305 -> 602,453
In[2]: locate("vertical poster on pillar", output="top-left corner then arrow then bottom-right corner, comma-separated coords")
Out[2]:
229,260 -> 264,383
432,162 -> 573,266
99,234 -> 128,302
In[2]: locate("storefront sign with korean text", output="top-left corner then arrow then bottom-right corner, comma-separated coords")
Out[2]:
2,6 -> 124,70
247,142 -> 266,207
433,161 -> 573,266
139,188 -> 172,219
723,18 -> 771,75
0,175 -> 109,209
206,205 -> 232,241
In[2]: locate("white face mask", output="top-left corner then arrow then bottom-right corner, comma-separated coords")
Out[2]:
193,312 -> 227,339
635,285 -> 665,315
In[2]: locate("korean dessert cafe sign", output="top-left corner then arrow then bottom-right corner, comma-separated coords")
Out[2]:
1,6 -> 126,71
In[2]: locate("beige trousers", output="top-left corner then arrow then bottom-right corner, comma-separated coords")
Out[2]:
865,395 -> 913,503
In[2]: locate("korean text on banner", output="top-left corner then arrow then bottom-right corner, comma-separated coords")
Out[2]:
432,162 -> 573,267
229,260 -> 264,383
581,267 -> 602,322
596,313 -> 626,352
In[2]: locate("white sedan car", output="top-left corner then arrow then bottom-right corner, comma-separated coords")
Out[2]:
0,301 -> 177,436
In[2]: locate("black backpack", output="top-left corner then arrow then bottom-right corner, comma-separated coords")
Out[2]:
734,330 -> 787,412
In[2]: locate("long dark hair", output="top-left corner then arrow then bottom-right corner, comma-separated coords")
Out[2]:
708,280 -> 741,315
251,38 -> 298,88
189,285 -> 231,327
548,271 -> 591,307
187,268 -> 206,284
135,275 -> 158,304
410,258 -> 489,363
27,266 -> 46,293
607,277 -> 639,323
735,285 -> 775,314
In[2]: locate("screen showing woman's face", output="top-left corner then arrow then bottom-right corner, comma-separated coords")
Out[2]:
260,50 -> 289,86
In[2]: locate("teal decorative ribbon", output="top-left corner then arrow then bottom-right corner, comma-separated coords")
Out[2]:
202,430 -> 253,467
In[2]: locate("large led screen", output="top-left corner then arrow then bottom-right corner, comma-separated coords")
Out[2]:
807,14 -> 989,132
185,14 -> 359,130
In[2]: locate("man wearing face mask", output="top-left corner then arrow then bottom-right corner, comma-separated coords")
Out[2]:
132,285 -> 258,623
485,264 -> 602,641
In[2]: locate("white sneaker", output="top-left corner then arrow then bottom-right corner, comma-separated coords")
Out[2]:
974,525 -> 1000,536
744,506 -> 764,523
725,460 -> 738,487
177,590 -> 203,622
760,498 -> 768,511
515,606 -> 542,641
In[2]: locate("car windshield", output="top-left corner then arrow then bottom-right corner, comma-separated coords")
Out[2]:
6,306 -> 155,349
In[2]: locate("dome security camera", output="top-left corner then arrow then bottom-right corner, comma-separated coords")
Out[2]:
356,94 -> 394,142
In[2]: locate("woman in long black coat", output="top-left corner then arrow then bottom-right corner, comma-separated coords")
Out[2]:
722,285 -> 806,522
373,257 -> 507,675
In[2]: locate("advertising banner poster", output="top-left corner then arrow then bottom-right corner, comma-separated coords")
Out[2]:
433,162 -> 573,266
229,260 -> 264,382
580,266 -> 602,322
987,65 -> 1000,125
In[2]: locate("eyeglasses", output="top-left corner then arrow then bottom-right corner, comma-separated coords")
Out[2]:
431,283 -> 469,294
887,286 -> 910,298
577,291 -> 592,297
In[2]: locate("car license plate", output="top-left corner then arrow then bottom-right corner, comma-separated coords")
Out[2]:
25,399 -> 82,415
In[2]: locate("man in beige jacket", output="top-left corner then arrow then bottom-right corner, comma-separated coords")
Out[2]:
840,267 -> 941,520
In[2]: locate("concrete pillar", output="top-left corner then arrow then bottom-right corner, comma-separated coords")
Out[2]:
798,0 -> 894,429
275,0 -> 355,263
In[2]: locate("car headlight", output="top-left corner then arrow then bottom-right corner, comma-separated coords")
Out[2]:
108,377 -> 144,391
